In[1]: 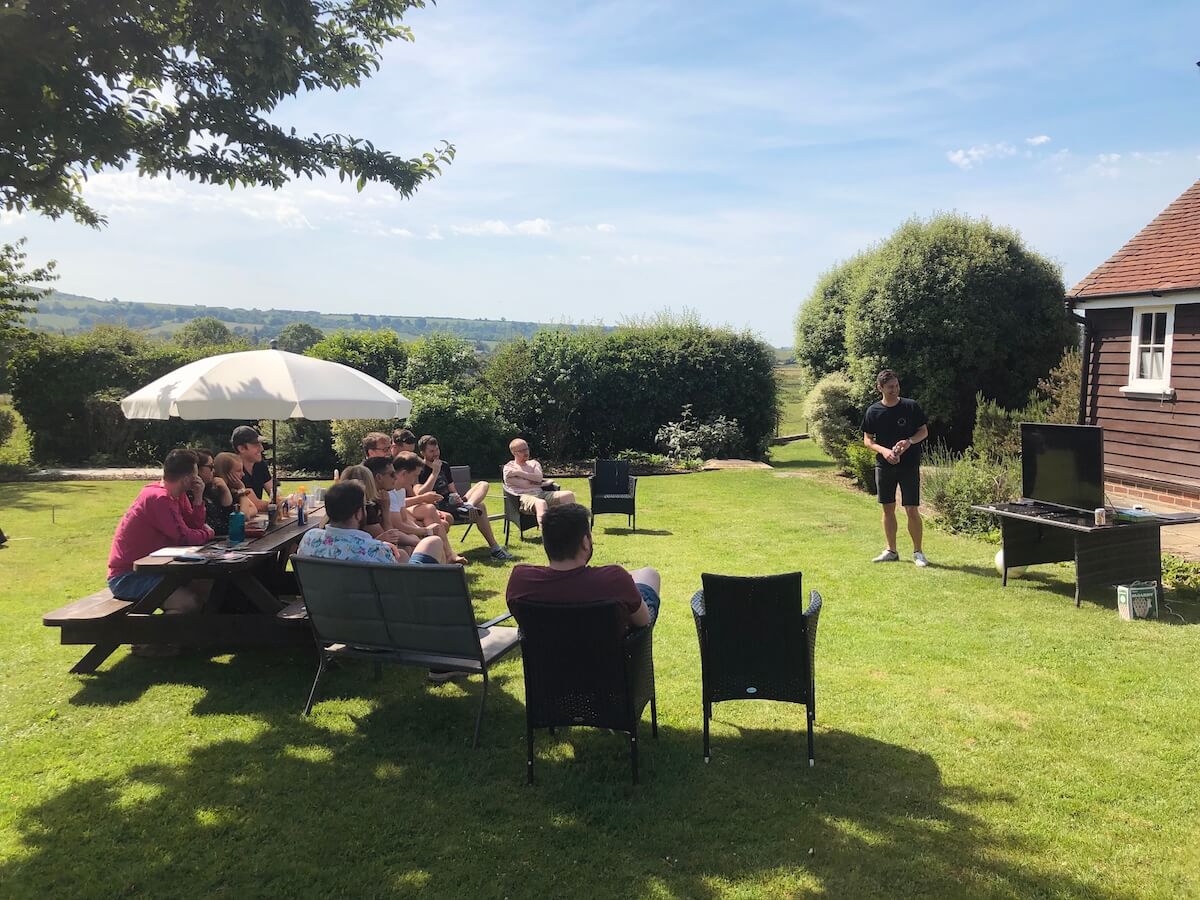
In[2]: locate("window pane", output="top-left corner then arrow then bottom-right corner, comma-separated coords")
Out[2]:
1151,348 -> 1164,380
1140,313 -> 1153,342
1154,312 -> 1167,345
1139,349 -> 1152,379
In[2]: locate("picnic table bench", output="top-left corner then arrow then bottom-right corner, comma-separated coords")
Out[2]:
44,508 -> 325,674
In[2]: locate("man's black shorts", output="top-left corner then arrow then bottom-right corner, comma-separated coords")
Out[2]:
875,464 -> 920,507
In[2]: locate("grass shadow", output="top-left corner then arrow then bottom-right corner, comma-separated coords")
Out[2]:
0,482 -> 112,513
1,680 -> 1108,899
601,527 -> 673,537
770,457 -> 835,472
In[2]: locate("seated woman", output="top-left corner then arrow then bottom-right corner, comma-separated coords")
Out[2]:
339,465 -> 405,545
213,452 -> 261,521
194,448 -> 233,536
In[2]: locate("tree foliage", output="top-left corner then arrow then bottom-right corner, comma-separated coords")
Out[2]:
0,0 -> 454,227
0,238 -> 56,334
794,213 -> 1074,448
793,251 -> 868,381
276,322 -> 325,354
306,329 -> 408,388
174,316 -> 240,350
8,326 -> 245,463
404,333 -> 479,389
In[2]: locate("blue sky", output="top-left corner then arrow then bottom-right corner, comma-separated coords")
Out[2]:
5,0 -> 1200,344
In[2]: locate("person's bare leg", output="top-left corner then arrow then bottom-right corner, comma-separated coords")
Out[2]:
881,503 -> 898,552
630,566 -> 660,594
906,506 -> 923,553
532,496 -> 549,526
471,501 -> 502,546
433,520 -> 465,564
414,535 -> 445,563
465,481 -> 490,505
556,490 -> 576,506
411,504 -> 441,527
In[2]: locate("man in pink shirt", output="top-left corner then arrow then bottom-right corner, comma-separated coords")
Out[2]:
107,449 -> 214,601
501,438 -> 575,527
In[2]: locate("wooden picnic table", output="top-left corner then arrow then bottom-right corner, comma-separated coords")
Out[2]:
45,507 -> 325,674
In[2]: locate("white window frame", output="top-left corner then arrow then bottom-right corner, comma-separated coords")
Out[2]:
1122,305 -> 1175,398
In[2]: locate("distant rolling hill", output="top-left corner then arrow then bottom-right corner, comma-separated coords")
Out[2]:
22,290 -> 587,346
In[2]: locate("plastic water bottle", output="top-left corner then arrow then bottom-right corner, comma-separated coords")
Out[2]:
229,510 -> 245,544
296,489 -> 307,526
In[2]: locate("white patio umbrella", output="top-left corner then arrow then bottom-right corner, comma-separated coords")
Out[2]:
121,347 -> 411,487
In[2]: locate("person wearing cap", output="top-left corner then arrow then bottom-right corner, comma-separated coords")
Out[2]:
231,425 -> 272,512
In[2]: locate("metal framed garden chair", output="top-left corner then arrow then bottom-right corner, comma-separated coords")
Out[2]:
293,557 -> 520,747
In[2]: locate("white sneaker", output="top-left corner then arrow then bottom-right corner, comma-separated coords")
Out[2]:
913,551 -> 929,568
872,549 -> 900,563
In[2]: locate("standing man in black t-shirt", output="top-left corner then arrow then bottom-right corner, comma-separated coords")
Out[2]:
861,369 -> 930,567
231,425 -> 272,512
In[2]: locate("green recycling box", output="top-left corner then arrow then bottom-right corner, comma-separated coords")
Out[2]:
1116,582 -> 1158,621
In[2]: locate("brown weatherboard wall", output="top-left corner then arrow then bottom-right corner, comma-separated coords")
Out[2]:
1085,302 -> 1200,499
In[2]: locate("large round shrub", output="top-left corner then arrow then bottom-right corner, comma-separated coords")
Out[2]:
794,214 -> 1075,448
804,373 -> 861,466
794,251 -> 870,381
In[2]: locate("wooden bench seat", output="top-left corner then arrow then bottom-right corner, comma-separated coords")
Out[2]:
43,589 -> 133,626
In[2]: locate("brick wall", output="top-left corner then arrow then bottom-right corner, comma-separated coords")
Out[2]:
1106,476 -> 1200,511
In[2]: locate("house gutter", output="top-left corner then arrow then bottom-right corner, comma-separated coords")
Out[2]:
1066,300 -> 1090,426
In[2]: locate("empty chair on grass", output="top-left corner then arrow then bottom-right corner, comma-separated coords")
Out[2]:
691,572 -> 822,766
588,458 -> 638,531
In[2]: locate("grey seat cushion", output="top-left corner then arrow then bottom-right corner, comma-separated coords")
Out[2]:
478,625 -> 520,664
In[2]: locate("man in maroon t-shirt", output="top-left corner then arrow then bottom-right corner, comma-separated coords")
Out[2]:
505,503 -> 661,628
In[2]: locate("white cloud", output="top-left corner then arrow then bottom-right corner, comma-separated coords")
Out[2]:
0,209 -> 24,226
451,219 -> 514,236
1097,153 -> 1121,164
515,217 -> 552,235
595,223 -> 616,233
389,227 -> 414,238
946,142 -> 1017,170
1025,135 -> 1052,146
425,226 -> 444,241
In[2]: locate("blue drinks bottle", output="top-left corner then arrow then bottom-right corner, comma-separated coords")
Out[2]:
228,510 -> 245,543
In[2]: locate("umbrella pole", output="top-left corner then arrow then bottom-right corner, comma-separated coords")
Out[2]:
272,419 -> 278,501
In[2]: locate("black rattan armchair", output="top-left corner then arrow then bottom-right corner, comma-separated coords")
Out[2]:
502,480 -> 560,545
588,459 -> 637,531
692,572 -> 822,765
509,598 -> 657,784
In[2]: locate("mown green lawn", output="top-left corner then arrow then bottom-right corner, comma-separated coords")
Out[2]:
2,442 -> 1199,898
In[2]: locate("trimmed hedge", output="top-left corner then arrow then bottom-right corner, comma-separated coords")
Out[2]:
8,327 -> 250,464
486,323 -> 778,460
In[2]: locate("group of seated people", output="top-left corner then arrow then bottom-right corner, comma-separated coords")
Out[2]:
106,425 -> 281,603
105,425 -> 661,646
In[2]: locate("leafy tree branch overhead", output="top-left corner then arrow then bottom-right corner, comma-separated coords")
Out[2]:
0,0 -> 454,228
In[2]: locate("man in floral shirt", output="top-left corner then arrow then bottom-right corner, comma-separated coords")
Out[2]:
298,481 -> 444,565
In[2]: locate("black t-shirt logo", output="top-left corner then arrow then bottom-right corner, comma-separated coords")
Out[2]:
897,417 -> 907,427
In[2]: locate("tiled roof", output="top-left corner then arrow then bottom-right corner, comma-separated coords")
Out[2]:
1070,177 -> 1200,299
